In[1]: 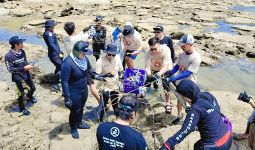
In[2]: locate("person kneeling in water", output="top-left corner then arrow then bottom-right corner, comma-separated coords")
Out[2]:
160,80 -> 232,150
96,94 -> 147,150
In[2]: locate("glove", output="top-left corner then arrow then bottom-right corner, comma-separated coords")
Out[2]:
162,76 -> 173,85
95,74 -> 106,81
64,97 -> 72,109
159,143 -> 172,150
151,73 -> 160,82
118,71 -> 124,80
102,73 -> 114,78
238,91 -> 251,103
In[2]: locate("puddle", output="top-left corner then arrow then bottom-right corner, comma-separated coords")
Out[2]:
230,5 -> 255,13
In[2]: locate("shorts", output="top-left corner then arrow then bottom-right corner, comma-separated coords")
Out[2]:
125,50 -> 137,60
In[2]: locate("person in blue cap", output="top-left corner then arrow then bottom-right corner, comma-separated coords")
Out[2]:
61,41 -> 105,139
160,80 -> 232,150
92,15 -> 107,61
4,36 -> 37,116
43,19 -> 63,92
97,94 -> 147,150
95,43 -> 123,121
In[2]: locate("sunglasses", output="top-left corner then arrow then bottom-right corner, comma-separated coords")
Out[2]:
154,31 -> 161,33
150,48 -> 158,51
79,52 -> 86,55
107,54 -> 116,57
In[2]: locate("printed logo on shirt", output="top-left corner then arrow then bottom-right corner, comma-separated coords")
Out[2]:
49,32 -> 53,36
110,127 -> 120,137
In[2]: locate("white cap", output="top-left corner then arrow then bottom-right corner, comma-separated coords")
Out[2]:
125,22 -> 133,27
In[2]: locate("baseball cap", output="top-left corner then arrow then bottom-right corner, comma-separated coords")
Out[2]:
9,36 -> 26,45
177,34 -> 195,47
105,43 -> 119,55
123,25 -> 134,36
153,25 -> 164,32
73,41 -> 93,55
95,15 -> 104,22
45,20 -> 57,28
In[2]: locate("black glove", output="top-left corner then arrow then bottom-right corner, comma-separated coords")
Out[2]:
102,73 -> 114,78
64,97 -> 72,109
95,74 -> 106,81
151,73 -> 160,82
159,143 -> 172,150
238,91 -> 251,103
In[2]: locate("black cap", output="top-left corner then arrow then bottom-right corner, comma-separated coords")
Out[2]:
105,43 -> 119,55
118,94 -> 139,112
45,20 -> 57,28
123,25 -> 134,36
153,25 -> 164,32
9,36 -> 26,45
73,41 -> 93,55
95,15 -> 104,22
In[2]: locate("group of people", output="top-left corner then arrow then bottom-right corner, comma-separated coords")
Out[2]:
4,15 -> 243,150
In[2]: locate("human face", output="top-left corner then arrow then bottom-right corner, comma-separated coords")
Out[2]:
78,52 -> 86,60
149,43 -> 160,56
154,30 -> 163,39
106,53 -> 116,61
96,21 -> 102,27
180,44 -> 192,52
15,42 -> 23,50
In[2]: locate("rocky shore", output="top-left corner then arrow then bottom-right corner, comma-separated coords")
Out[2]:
0,0 -> 254,149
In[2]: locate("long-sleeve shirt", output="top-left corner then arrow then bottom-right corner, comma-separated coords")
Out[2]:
4,49 -> 29,82
159,36 -> 175,63
43,29 -> 61,58
61,56 -> 95,98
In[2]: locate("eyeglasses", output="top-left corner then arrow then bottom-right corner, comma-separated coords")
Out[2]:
154,31 -> 161,34
107,54 -> 116,57
150,48 -> 157,51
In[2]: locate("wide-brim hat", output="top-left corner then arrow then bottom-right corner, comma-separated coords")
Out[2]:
45,20 -> 57,28
104,43 -> 119,55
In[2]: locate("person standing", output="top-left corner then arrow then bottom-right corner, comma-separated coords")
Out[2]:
95,43 -> 123,121
61,41 -> 104,139
163,34 -> 201,118
144,37 -> 173,114
92,16 -> 106,61
97,94 -> 147,150
43,20 -> 63,92
63,22 -> 100,102
153,25 -> 175,63
5,36 -> 37,116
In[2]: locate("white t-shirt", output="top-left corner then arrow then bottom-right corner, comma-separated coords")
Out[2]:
176,50 -> 201,84
96,55 -> 123,91
63,31 -> 89,55
123,30 -> 142,51
145,45 -> 173,71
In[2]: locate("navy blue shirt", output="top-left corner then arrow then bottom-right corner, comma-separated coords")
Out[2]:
159,36 -> 175,63
93,25 -> 106,43
5,49 -> 30,82
97,122 -> 147,150
61,56 -> 93,98
167,92 -> 229,147
43,29 -> 61,58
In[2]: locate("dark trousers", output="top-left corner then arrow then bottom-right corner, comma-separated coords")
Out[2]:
99,91 -> 119,121
49,57 -> 63,84
92,42 -> 105,61
194,136 -> 232,150
69,87 -> 88,130
15,76 -> 36,110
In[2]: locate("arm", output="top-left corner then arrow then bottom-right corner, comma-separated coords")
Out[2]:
168,37 -> 175,63
158,64 -> 169,76
61,62 -> 71,98
145,52 -> 152,76
165,110 -> 200,148
170,70 -> 192,82
5,55 -> 25,73
45,34 -> 61,54
165,65 -> 179,77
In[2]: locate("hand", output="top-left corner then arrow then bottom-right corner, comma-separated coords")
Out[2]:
238,91 -> 251,103
103,73 -> 114,78
59,51 -> 64,59
162,76 -> 173,85
95,74 -> 106,81
64,97 -> 72,109
118,71 -> 124,80
159,143 -> 172,150
24,65 -> 34,71
151,73 -> 160,82
131,50 -> 139,55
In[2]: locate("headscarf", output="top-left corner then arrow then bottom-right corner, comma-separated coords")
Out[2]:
70,50 -> 87,71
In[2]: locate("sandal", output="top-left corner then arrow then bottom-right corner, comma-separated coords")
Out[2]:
165,104 -> 172,114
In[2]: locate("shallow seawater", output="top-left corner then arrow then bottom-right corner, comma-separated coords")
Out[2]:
230,5 -> 255,13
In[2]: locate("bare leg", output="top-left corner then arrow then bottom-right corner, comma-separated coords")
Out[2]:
89,83 -> 100,103
125,57 -> 134,69
177,101 -> 184,117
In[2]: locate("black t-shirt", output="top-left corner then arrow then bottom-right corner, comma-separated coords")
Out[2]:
159,36 -> 175,63
97,122 -> 147,150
